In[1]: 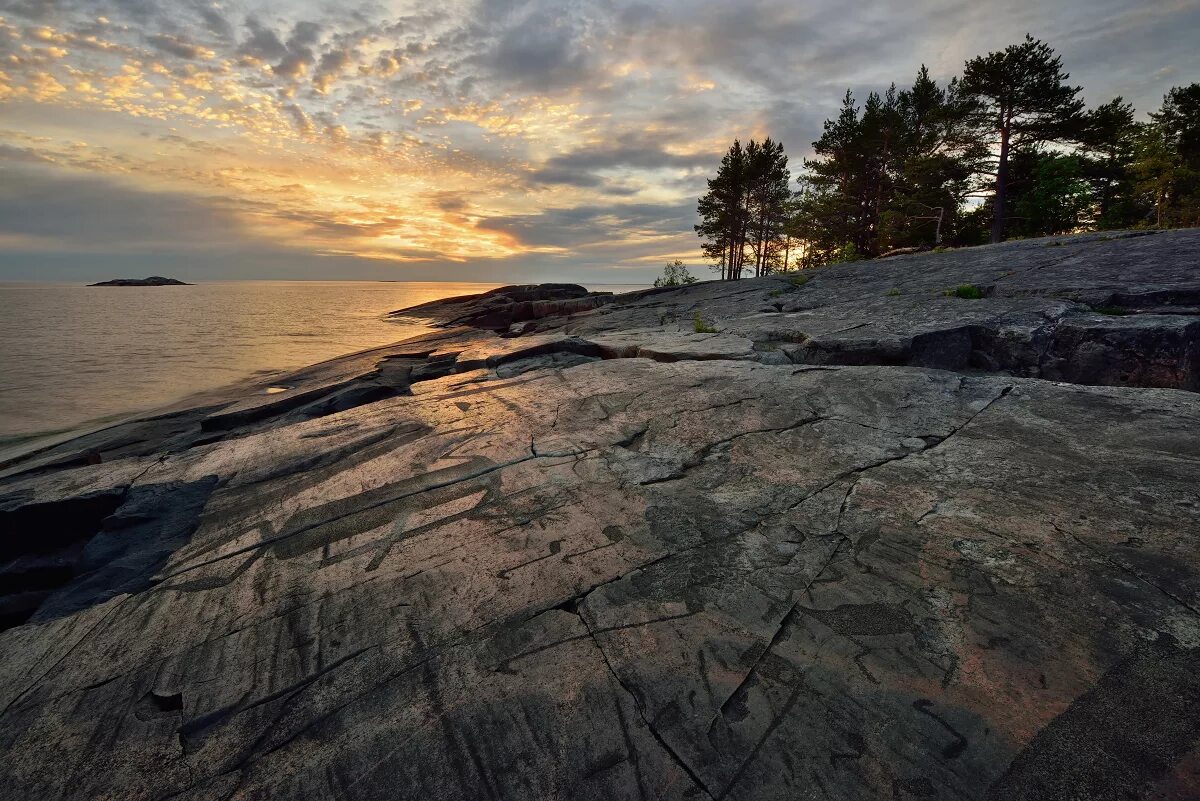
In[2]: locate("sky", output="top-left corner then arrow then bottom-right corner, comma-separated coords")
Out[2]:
0,0 -> 1197,283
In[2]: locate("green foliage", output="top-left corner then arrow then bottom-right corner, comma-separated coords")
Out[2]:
944,284 -> 984,299
886,288 -> 901,296
692,311 -> 718,333
1134,84 -> 1200,228
959,36 -> 1085,243
788,274 -> 810,286
653,259 -> 698,288
1079,97 -> 1144,229
1007,152 -> 1094,237
696,138 -> 792,279
768,289 -> 783,298
696,44 -> 1200,270
791,67 -> 980,261
829,243 -> 861,263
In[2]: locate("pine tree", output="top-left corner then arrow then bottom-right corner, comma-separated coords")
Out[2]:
696,139 -> 790,279
745,138 -> 792,276
960,35 -> 1084,242
695,141 -> 749,280
795,69 -> 981,260
1144,84 -> 1200,226
794,91 -> 871,263
889,68 -> 983,248
1078,98 -> 1143,228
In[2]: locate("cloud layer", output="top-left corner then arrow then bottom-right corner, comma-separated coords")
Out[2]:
0,0 -> 1197,281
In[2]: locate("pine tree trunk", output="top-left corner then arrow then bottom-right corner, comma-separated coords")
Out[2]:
756,205 -> 768,277
991,128 -> 1010,244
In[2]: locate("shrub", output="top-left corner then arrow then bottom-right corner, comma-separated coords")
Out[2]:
789,274 -> 810,287
653,259 -> 698,288
886,288 -> 901,296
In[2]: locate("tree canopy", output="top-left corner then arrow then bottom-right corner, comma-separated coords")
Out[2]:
695,36 -> 1198,278
695,138 -> 791,279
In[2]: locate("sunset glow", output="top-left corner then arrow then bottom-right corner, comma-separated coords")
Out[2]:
1,0 -> 1196,281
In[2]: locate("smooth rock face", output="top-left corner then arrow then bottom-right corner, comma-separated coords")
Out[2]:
2,231 -> 1200,801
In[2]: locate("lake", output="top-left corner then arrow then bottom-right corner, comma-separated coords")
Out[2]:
0,280 -> 647,449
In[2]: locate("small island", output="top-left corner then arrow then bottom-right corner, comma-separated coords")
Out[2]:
88,276 -> 191,286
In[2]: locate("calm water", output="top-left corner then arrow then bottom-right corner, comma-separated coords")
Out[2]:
0,281 -> 647,446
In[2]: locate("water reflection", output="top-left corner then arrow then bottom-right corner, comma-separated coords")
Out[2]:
0,281 -> 650,442
0,281 -> 523,441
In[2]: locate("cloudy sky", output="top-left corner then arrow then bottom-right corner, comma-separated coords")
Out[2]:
0,0 -> 1197,282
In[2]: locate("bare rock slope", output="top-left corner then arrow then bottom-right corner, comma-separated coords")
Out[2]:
2,231 -> 1200,801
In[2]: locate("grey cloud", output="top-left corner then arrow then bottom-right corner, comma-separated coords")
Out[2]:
486,21 -> 592,90
191,2 -> 232,38
241,17 -> 288,62
238,18 -> 322,79
0,165 -> 258,249
313,48 -> 356,92
477,201 -> 695,249
530,134 -> 715,188
428,192 -> 470,214
0,144 -> 53,163
283,103 -> 313,133
146,33 -> 209,59
468,1 -> 602,92
0,164 -> 443,280
274,53 -> 314,80
288,21 -> 322,49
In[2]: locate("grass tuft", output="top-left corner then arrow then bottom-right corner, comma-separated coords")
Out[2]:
693,311 -> 718,333
886,288 -> 901,297
944,284 -> 984,300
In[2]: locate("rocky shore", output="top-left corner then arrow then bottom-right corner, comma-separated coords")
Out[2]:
2,230 -> 1199,800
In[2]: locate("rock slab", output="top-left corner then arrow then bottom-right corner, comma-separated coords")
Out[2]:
2,231 -> 1200,801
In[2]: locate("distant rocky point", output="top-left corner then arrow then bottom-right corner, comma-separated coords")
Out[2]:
88,276 -> 191,286
389,282 -> 607,330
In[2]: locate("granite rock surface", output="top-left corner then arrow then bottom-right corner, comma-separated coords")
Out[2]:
2,231 -> 1200,801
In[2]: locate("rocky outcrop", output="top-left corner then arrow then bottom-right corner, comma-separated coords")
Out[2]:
2,231 -> 1199,801
389,282 -> 615,330
89,276 -> 190,287
88,276 -> 191,286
